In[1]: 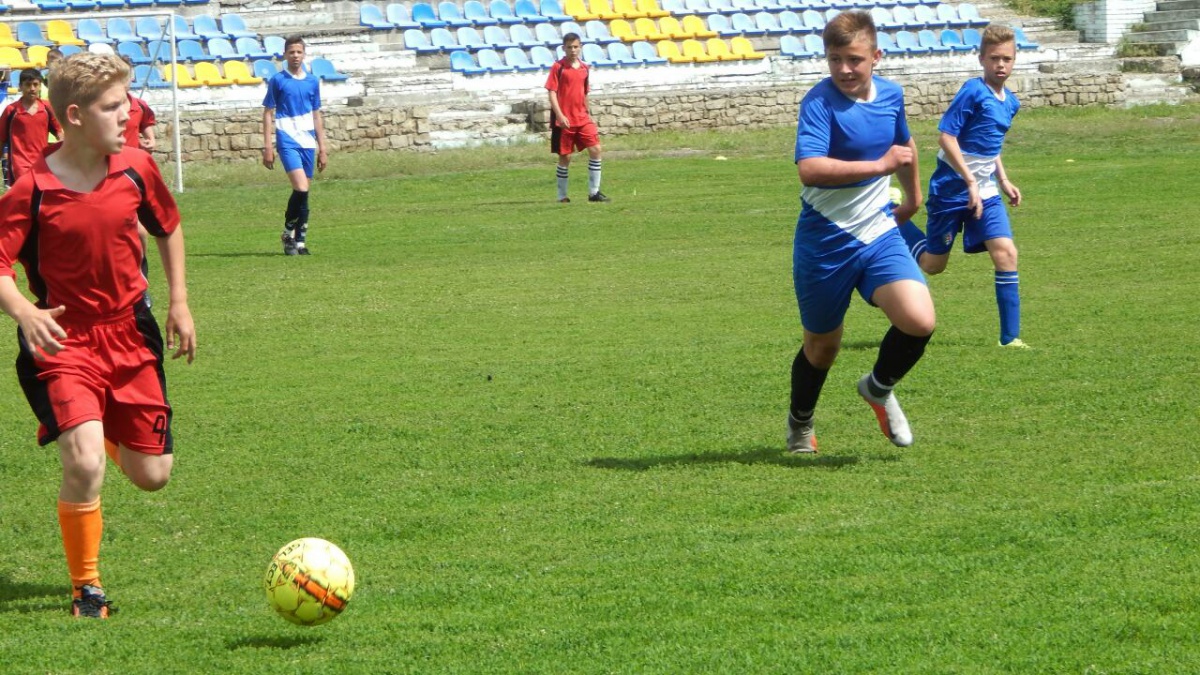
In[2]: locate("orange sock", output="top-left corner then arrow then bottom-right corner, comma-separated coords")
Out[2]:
57,498 -> 103,596
104,439 -> 122,470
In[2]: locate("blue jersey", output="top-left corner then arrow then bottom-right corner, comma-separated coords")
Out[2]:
794,76 -> 911,257
928,77 -> 1019,202
263,69 -> 321,152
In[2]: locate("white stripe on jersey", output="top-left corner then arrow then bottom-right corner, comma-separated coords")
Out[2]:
276,114 -> 317,150
801,176 -> 895,245
936,149 -> 1000,199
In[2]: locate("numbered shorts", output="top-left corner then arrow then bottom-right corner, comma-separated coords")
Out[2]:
551,121 -> 600,156
793,228 -> 926,335
278,146 -> 315,178
924,194 -> 1012,255
16,305 -> 173,454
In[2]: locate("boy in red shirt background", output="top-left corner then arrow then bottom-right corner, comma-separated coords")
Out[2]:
0,68 -> 62,186
546,33 -> 608,204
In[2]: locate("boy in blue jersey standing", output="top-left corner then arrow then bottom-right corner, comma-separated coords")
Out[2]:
787,11 -> 935,454
899,25 -> 1027,348
262,36 -> 328,256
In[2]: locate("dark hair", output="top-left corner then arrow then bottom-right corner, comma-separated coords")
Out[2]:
19,68 -> 43,86
284,35 -> 306,51
562,32 -> 581,46
823,10 -> 877,51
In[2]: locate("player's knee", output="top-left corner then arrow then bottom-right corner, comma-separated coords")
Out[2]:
127,464 -> 172,492
920,255 -> 948,275
804,340 -> 841,368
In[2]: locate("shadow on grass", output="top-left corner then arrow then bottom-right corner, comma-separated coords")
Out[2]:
0,575 -> 69,614
190,252 -> 283,259
587,446 -> 859,471
227,635 -> 325,650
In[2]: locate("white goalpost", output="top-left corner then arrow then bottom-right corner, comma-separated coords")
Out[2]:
1,9 -> 185,191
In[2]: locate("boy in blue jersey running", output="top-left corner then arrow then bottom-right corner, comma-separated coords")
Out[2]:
899,25 -> 1027,348
262,36 -> 328,256
787,10 -> 935,454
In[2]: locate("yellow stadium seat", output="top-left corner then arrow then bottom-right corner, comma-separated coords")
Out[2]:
612,0 -> 648,18
164,64 -> 204,88
730,35 -> 765,59
46,20 -> 86,47
635,17 -> 664,40
655,40 -> 690,63
0,24 -> 25,49
222,60 -> 263,85
564,0 -> 601,20
0,47 -> 36,69
681,38 -> 719,62
705,37 -> 740,61
587,0 -> 625,20
636,0 -> 669,17
194,62 -> 236,86
682,15 -> 718,38
27,45 -> 52,68
657,16 -> 690,38
610,19 -> 640,41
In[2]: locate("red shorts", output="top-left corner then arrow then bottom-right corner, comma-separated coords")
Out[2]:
16,305 -> 173,454
551,121 -> 600,156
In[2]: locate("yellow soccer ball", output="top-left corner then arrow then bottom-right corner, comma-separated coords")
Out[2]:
264,538 -> 356,626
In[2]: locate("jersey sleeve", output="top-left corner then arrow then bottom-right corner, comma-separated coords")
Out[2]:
45,102 -> 62,139
139,99 -> 156,130
893,88 -> 911,146
131,153 -> 181,237
937,81 -> 977,137
310,78 -> 321,112
262,77 -> 277,109
0,178 -> 34,279
794,94 -> 831,162
544,63 -> 562,92
0,103 -> 15,147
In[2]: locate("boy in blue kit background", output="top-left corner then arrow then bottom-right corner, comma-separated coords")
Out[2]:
786,11 -> 935,454
262,36 -> 328,256
899,25 -> 1027,348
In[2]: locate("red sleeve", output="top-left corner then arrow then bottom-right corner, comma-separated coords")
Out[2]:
44,101 -> 62,139
0,102 -> 15,147
138,98 -> 156,131
0,176 -> 34,280
129,150 -> 180,237
544,62 -> 561,92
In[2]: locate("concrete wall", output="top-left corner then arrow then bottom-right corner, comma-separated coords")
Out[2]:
1074,0 -> 1158,43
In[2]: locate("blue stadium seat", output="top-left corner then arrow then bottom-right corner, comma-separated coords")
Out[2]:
878,31 -> 905,55
17,22 -> 54,47
584,20 -> 619,43
489,0 -> 523,24
145,39 -> 170,61
207,37 -> 238,60
457,27 -> 489,49
778,11 -> 805,32
477,48 -> 514,72
503,47 -> 540,71
438,2 -> 475,27
220,13 -> 259,39
535,23 -> 560,44
386,4 -> 422,29
252,58 -> 278,78
895,30 -> 924,53
871,7 -> 899,29
631,39 -> 666,63
127,0 -> 153,7
64,0 -> 99,9
941,29 -> 973,52
510,24 -> 540,46
158,0 -> 184,7
178,39 -> 215,61
264,35 -> 285,57
729,13 -> 766,36
539,0 -> 573,21
957,3 -> 988,27
514,0 -> 551,23
193,15 -> 230,40
607,41 -> 641,65
918,28 -> 952,52
118,40 -> 150,64
33,0 -> 68,10
483,25 -> 518,48
131,63 -> 151,88
961,27 -> 981,49
779,33 -> 814,58
581,42 -> 615,67
361,4 -> 396,29
913,5 -> 940,28
108,18 -> 141,43
802,9 -> 825,31
935,3 -> 970,28
235,36 -> 271,58
559,22 -> 588,42
662,0 -> 686,13
430,27 -> 459,50
404,29 -> 441,53
891,6 -> 921,29
58,44 -> 83,56
754,12 -> 787,34
685,0 -> 714,13
802,33 -> 824,57
450,49 -> 487,74
77,19 -> 113,44
464,0 -> 499,25
311,57 -> 349,81
136,17 -> 167,41
1013,27 -> 1039,49
707,14 -> 736,36
171,15 -> 201,40
708,0 -> 735,13
530,44 -> 556,67
412,2 -> 449,27
96,0 -> 126,9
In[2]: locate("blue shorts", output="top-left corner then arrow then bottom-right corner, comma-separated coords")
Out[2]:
278,146 -> 315,178
793,228 -> 926,335
924,194 -> 1012,255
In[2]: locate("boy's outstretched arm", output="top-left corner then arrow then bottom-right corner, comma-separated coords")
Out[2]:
154,227 -> 196,364
0,276 -> 66,357
938,131 -> 981,218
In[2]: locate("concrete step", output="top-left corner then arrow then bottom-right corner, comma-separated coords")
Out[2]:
1156,0 -> 1200,11
1123,28 -> 1199,42
1146,8 -> 1200,22
1121,71 -> 1194,106
1039,57 -> 1121,73
1119,55 -> 1183,72
1142,18 -> 1200,30
1119,40 -> 1187,56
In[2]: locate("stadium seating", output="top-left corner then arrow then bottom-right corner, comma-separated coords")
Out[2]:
637,0 -> 670,17
918,28 -> 952,52
207,38 -> 238,60
477,48 -> 514,72
961,27 -> 981,49
145,39 -> 171,61
193,15 -> 229,40
559,21 -> 587,41
387,4 -> 423,29
630,39 -> 665,63
778,34 -> 806,58
430,27 -> 459,50
777,11 -> 804,33
165,63 -> 203,87
456,27 -> 487,49
657,17 -> 689,38
878,31 -> 904,55
361,4 -> 396,29
935,3 -> 971,28
489,0 -> 524,24
107,19 -> 140,44
510,24 -> 540,46
564,0 -> 599,21
680,38 -> 717,62
503,46 -> 540,70
223,60 -> 263,85
957,3 -> 988,27
802,33 -> 823,57
539,0 -> 573,21
178,39 -> 215,62
530,44 -> 556,67
610,19 -> 637,41
729,13 -> 765,36
483,25 -> 517,48
703,37 -> 738,60
438,2 -> 475,27
606,41 -> 642,65
252,59 -> 278,79
16,22 -> 54,47
46,20 -> 85,46
172,16 -> 202,40
655,40 -> 688,63
412,3 -> 449,27
913,5 -> 939,28
941,29 -> 973,52
895,30 -> 924,53
581,41 -> 613,66
26,45 -> 50,66
450,49 -> 486,74
118,40 -> 150,64
0,24 -> 22,49
753,12 -> 787,35
59,45 -> 83,57
706,14 -> 735,36
194,61 -> 235,86
802,9 -> 825,32
535,22 -> 560,43
264,35 -> 285,58
234,37 -> 270,59
682,15 -> 717,38
891,6 -> 921,30
729,35 -> 763,58
403,29 -> 440,53
515,0 -> 551,22
0,46 -> 33,68
463,0 -> 499,24
311,57 -> 350,81
585,20 -> 619,43
1014,27 -> 1038,50
136,17 -> 167,42
33,0 -> 68,10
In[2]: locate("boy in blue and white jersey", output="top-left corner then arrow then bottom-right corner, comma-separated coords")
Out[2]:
262,36 -> 328,256
899,25 -> 1027,348
786,10 -> 935,454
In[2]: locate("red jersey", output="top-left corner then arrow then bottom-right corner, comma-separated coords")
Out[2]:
0,99 -> 62,180
545,58 -> 592,127
124,94 -> 156,149
0,146 -> 180,320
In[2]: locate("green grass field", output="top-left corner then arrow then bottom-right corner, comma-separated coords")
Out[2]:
0,103 -> 1197,673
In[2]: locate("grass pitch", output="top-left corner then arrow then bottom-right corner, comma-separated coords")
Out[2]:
0,104 -> 1197,673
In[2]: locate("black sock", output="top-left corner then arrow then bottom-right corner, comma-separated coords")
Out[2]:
872,326 -> 933,389
296,191 -> 310,243
285,190 -> 307,233
790,346 -> 829,423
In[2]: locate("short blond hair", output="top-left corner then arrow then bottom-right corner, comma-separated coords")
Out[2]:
981,24 -> 1016,51
823,10 -> 876,51
48,53 -> 130,123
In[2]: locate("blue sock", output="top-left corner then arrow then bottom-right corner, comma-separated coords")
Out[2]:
896,220 -> 928,261
995,271 -> 1020,344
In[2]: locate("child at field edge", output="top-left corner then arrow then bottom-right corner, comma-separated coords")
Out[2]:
787,11 -> 934,454
546,32 -> 609,203
0,69 -> 62,186
0,53 -> 197,619
262,36 -> 327,255
898,25 -> 1028,349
